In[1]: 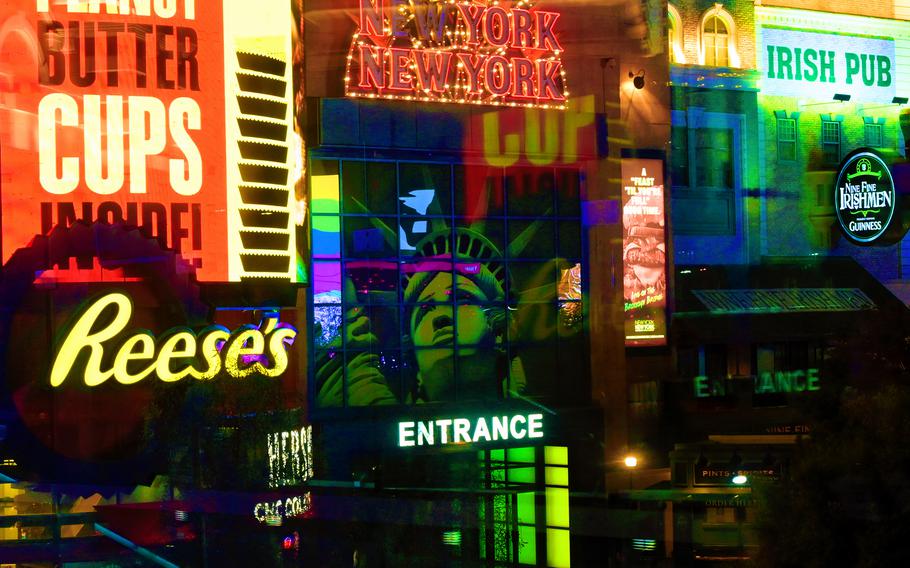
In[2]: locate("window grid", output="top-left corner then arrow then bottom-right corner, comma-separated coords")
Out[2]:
865,123 -> 883,147
821,121 -> 841,164
777,118 -> 797,162
311,160 -> 585,407
703,16 -> 728,67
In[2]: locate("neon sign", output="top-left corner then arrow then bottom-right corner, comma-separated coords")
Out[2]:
0,0 -> 299,282
345,0 -> 568,109
835,151 -> 896,244
398,413 -> 544,447
253,493 -> 311,524
694,369 -> 821,398
49,292 -> 297,387
268,426 -> 314,488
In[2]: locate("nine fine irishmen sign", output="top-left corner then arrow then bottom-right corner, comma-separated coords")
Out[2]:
835,152 -> 895,244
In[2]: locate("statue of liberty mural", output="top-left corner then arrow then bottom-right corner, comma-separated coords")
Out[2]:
315,226 -> 527,406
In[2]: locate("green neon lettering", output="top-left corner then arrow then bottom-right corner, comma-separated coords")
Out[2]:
804,49 -> 818,81
777,46 -> 793,80
877,56 -> 892,87
695,375 -> 709,398
767,45 -> 775,79
807,368 -> 821,391
845,52 -> 860,85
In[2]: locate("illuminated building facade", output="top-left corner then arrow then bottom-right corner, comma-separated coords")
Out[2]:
300,0 -> 668,565
1,0 -> 907,566
649,0 -> 910,563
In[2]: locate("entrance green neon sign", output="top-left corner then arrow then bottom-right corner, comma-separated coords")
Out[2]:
694,369 -> 820,398
398,413 -> 544,447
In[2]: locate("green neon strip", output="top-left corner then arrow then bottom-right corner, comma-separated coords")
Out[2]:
312,215 -> 340,232
545,466 -> 569,487
508,467 -> 536,484
760,24 -> 893,42
312,198 -> 341,214
846,170 -> 882,181
519,525 -> 537,565
507,447 -> 535,464
545,487 -> 570,529
545,446 -> 568,466
546,528 -> 571,568
517,492 -> 536,524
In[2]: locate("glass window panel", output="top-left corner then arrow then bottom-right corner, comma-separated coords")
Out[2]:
545,487 -> 570,528
314,304 -> 343,348
507,447 -> 536,463
555,169 -> 581,217
342,161 -> 397,215
399,163 -> 451,216
314,349 -> 344,408
343,216 -> 398,258
313,261 -> 342,303
545,446 -> 568,466
557,221 -> 582,259
506,167 -> 555,216
671,126 -> 689,186
510,261 -> 558,303
455,165 -> 504,218
345,260 -> 399,304
407,347 -> 455,403
312,215 -> 341,259
547,529 -> 571,568
545,466 -> 569,486
865,123 -> 883,147
311,160 -> 340,214
343,305 -> 399,350
509,219 -> 556,260
694,128 -> 733,188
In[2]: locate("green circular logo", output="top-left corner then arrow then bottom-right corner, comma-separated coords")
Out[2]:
835,151 -> 895,244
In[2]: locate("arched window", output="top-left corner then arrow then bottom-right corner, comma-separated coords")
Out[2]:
668,4 -> 685,64
699,5 -> 738,68
703,15 -> 727,66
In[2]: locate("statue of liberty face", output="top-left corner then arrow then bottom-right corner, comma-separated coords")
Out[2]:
409,272 -> 498,401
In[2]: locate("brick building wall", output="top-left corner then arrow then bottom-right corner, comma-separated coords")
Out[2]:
670,0 -> 757,69
760,0 -> 894,20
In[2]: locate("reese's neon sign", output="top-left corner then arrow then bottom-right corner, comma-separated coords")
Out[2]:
50,292 -> 297,387
345,0 -> 568,109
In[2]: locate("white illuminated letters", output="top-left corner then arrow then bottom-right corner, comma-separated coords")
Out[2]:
49,292 -> 297,387
398,414 -> 545,447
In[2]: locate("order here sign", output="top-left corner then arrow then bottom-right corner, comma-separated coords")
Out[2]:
0,0 -> 298,282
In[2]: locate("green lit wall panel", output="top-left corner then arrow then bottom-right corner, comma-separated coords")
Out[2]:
546,528 -> 571,568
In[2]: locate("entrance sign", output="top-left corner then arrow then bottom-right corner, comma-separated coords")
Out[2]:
693,368 -> 821,398
345,0 -> 568,108
398,413 -> 545,447
835,151 -> 896,243
50,293 -> 297,387
760,26 -> 896,103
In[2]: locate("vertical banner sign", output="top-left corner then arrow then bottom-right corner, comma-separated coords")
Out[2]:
621,158 -> 666,346
345,0 -> 568,109
0,0 -> 299,282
